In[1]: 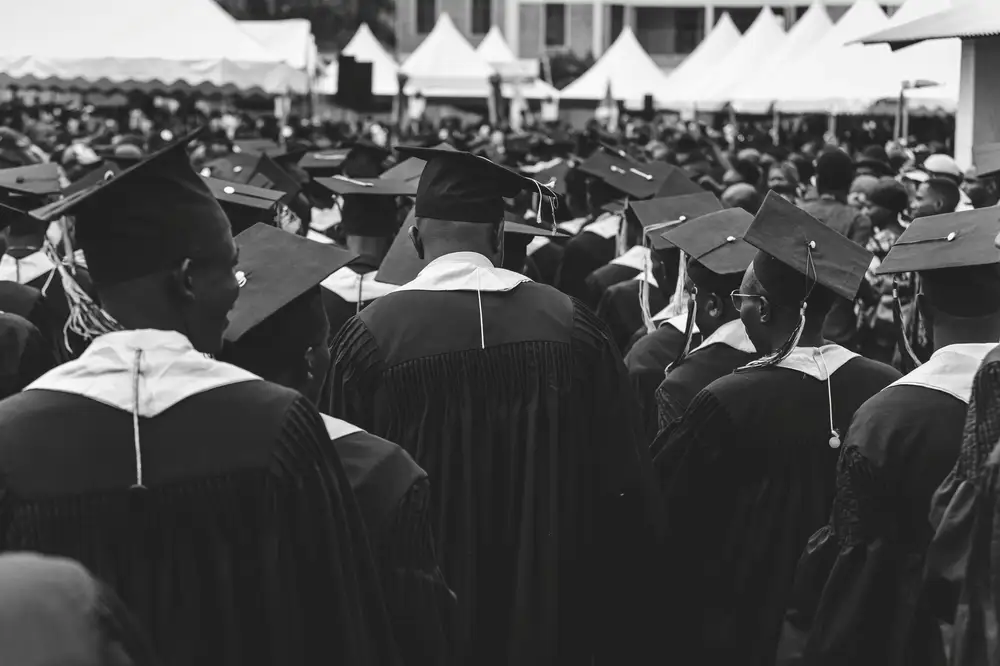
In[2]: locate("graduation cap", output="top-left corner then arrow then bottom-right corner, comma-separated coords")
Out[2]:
396,146 -> 555,225
316,176 -> 414,237
627,192 -> 723,251
224,223 -> 355,343
233,138 -> 283,156
202,176 -> 283,235
0,163 -> 61,197
299,149 -> 350,177
503,211 -> 571,238
877,207 -> 1000,275
661,208 -> 756,290
63,161 -> 126,197
379,143 -> 458,183
745,191 -> 873,304
973,142 -> 1000,179
199,152 -> 300,205
0,200 -> 35,233
30,127 -> 233,287
340,139 -> 392,178
654,167 -> 704,198
527,159 -> 572,197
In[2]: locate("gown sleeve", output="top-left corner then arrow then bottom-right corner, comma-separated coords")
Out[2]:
369,476 -> 457,666
326,315 -> 385,430
777,444 -> 945,666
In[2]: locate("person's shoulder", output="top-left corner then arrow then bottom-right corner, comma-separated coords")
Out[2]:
842,355 -> 902,384
625,325 -> 685,371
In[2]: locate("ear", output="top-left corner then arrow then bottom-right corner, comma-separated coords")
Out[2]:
705,292 -> 724,319
408,225 -> 423,260
169,258 -> 197,302
757,296 -> 772,324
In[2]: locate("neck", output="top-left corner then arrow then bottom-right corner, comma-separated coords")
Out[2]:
423,243 -> 495,264
4,234 -> 45,253
345,235 -> 390,263
701,311 -> 739,338
932,319 -> 1000,350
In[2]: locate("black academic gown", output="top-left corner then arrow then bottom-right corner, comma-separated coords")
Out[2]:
596,279 -> 670,354
654,323 -> 760,435
526,240 -> 563,286
328,421 -> 456,666
585,263 -> 640,312
652,352 -> 900,666
328,278 -> 660,666
624,323 -> 691,443
320,257 -> 393,345
552,218 -> 617,303
0,281 -> 60,361
778,378 -> 970,666
0,377 -> 400,666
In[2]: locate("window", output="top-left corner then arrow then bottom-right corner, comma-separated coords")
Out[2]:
471,0 -> 492,35
416,0 -> 436,35
675,8 -> 703,54
544,4 -> 566,48
610,5 -> 624,42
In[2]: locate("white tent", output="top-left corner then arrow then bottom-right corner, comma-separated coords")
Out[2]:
401,14 -> 497,98
729,3 -> 833,114
676,7 -> 786,112
474,25 -> 558,100
561,26 -> 671,107
659,14 -> 742,109
316,23 -> 401,97
476,26 -> 517,63
240,19 -> 319,75
0,0 -> 306,94
888,0 -> 960,112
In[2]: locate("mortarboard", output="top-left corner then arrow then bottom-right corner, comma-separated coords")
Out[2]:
973,142 -> 1000,179
396,146 -> 555,225
577,148 -> 679,200
503,212 -> 571,238
0,163 -> 62,197
661,208 -> 756,283
224,223 -> 355,343
299,149 -> 350,177
341,139 -> 392,178
200,152 -> 299,205
315,176 -> 414,237
627,192 -> 723,251
745,191 -> 872,304
0,201 -> 35,233
877,207 -> 1000,275
31,128 -> 233,286
63,161 -> 126,197
526,159 -> 572,197
233,138 -> 283,156
654,166 -> 704,198
379,143 -> 457,183
202,177 -> 284,235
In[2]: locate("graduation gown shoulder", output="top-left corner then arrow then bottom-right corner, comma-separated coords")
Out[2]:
651,356 -> 900,666
527,239 -> 563,286
0,381 -> 401,666
595,279 -> 669,354
779,384 -> 964,666
584,263 -> 639,312
328,282 -> 661,666
654,342 -> 758,438
624,323 -> 688,443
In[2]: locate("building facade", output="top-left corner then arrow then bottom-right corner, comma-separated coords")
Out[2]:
395,0 -> 903,66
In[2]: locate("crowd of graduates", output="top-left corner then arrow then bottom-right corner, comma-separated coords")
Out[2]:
1,101 -> 1000,666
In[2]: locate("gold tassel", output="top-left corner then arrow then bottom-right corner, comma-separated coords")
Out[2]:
43,240 -> 121,353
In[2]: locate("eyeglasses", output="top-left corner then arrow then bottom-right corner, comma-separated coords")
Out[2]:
730,291 -> 768,310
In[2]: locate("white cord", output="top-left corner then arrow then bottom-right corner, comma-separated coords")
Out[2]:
477,269 -> 485,350
816,348 -> 841,449
131,349 -> 146,489
355,273 -> 363,315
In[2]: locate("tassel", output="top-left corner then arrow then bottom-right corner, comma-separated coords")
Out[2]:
639,235 -> 655,334
893,275 -> 921,372
44,240 -> 121,353
741,302 -> 807,371
663,251 -> 689,320
666,291 -> 697,373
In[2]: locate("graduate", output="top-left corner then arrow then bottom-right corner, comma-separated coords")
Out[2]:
327,146 -> 661,666
651,208 -> 760,434
222,224 -> 455,666
0,132 -> 401,666
0,165 -> 95,361
313,177 -> 410,343
651,192 -> 900,666
777,209 -> 1000,665
0,311 -> 54,400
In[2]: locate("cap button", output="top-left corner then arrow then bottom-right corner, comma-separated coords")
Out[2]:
103,170 -> 115,181
726,235 -> 736,242
200,167 -> 211,177
679,215 -> 688,223
235,270 -> 247,287
223,186 -> 235,195
947,231 -> 957,241
233,166 -> 243,174
808,240 -> 817,249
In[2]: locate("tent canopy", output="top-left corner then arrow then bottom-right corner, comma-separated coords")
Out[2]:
317,23 -> 401,97
729,2 -> 833,114
477,25 -> 540,80
401,14 -> 497,98
860,0 -> 994,47
687,7 -> 787,112
560,26 -> 670,107
240,19 -> 319,74
660,13 -> 742,110
0,0 -> 306,94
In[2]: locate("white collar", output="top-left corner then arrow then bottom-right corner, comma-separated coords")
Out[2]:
611,245 -> 650,271
583,213 -> 622,239
650,305 -> 699,335
888,343 -> 995,404
320,265 -> 398,302
526,236 -> 550,256
556,217 -> 589,235
321,413 -> 363,441
0,250 -> 55,285
307,229 -> 335,245
693,319 -> 756,355
775,344 -> 858,380
26,329 -> 260,417
631,264 -> 658,287
393,251 -> 529,294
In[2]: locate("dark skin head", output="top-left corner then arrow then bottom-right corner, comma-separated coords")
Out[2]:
409,217 -> 504,266
690,275 -> 741,339
737,263 -> 826,355
861,201 -> 903,234
96,232 -> 240,356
